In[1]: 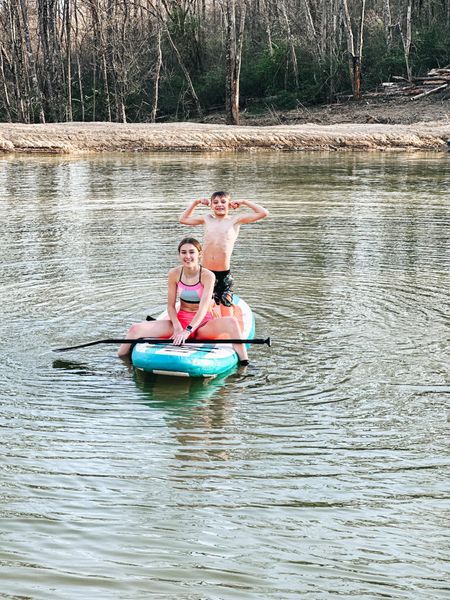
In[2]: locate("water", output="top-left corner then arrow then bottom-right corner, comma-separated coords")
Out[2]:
1,152 -> 449,599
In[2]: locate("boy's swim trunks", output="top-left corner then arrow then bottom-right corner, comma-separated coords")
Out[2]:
211,270 -> 234,307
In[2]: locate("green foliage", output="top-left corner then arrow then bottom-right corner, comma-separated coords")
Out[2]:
361,23 -> 450,89
166,10 -> 204,77
240,44 -> 289,97
237,42 -> 350,110
196,67 -> 225,110
412,25 -> 450,74
362,31 -> 407,88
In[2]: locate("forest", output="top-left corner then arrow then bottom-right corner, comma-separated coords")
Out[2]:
0,0 -> 449,125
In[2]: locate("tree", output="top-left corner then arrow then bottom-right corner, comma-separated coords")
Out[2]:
341,0 -> 366,99
221,0 -> 246,125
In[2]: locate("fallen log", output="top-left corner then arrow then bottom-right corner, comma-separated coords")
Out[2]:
410,83 -> 449,100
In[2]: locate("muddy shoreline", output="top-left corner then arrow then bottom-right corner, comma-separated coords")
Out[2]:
1,120 -> 449,154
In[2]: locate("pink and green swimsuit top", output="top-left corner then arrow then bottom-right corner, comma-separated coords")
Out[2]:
177,267 -> 205,305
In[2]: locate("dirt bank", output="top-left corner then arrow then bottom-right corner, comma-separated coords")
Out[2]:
1,97 -> 449,154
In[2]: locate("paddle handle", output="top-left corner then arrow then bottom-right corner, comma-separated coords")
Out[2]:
53,336 -> 271,352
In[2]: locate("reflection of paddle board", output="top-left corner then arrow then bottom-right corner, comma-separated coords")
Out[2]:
133,369 -> 229,407
131,295 -> 255,378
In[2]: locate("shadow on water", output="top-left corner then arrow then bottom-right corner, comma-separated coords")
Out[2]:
52,358 -> 99,375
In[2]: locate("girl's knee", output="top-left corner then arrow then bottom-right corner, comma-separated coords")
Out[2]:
221,316 -> 236,325
127,322 -> 146,337
222,316 -> 240,333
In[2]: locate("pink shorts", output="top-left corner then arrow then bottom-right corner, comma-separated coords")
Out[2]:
177,309 -> 213,337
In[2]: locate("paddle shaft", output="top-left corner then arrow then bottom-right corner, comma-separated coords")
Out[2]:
53,336 -> 271,352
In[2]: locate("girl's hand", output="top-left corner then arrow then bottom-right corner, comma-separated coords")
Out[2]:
172,329 -> 191,346
171,325 -> 184,343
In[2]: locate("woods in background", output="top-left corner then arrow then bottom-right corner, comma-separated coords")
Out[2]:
0,0 -> 449,125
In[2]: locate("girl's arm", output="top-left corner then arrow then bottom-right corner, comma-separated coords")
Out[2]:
186,270 -> 215,332
167,268 -> 183,335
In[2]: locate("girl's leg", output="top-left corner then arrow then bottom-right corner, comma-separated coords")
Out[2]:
196,317 -> 248,362
219,304 -> 234,317
117,320 -> 173,357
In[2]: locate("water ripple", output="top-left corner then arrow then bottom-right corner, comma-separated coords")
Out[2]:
1,153 -> 449,599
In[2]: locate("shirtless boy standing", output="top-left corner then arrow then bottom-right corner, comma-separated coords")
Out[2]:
179,191 -> 269,315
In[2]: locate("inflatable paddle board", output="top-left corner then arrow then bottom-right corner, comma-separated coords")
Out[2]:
131,294 -> 255,378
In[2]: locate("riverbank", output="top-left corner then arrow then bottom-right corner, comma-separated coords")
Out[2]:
1,97 -> 449,153
1,120 -> 449,153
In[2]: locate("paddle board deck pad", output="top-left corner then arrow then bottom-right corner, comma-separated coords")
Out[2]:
131,295 -> 255,377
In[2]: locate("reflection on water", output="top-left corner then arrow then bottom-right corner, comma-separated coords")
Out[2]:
134,368 -> 230,407
134,370 -> 241,463
1,152 -> 450,599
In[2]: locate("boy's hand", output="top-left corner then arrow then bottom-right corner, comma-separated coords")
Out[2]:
231,200 -> 243,209
197,198 -> 210,207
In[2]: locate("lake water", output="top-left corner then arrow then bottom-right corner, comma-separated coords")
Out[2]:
1,151 -> 449,599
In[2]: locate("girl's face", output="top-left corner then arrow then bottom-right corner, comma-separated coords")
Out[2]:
179,243 -> 201,266
211,195 -> 230,216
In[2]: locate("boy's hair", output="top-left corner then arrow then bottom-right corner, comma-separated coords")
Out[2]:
178,237 -> 202,253
210,191 -> 231,202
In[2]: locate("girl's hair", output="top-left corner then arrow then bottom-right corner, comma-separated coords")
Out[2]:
211,191 -> 231,202
178,237 -> 202,253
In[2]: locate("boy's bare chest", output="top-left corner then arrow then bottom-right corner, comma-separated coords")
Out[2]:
206,217 -> 238,240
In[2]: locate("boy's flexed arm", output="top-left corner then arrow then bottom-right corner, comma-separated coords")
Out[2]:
232,199 -> 269,224
179,198 -> 209,226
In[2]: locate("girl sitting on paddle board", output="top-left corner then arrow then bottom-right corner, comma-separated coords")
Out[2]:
117,237 -> 249,363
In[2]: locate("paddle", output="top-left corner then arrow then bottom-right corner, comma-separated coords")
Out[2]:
53,336 -> 271,352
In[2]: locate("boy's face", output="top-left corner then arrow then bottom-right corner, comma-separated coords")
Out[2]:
211,195 -> 230,217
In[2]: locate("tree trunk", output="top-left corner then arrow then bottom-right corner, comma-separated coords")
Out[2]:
165,25 -> 203,119
341,0 -> 365,100
89,0 -> 112,122
0,46 -> 12,121
38,0 -> 56,120
18,0 -> 45,122
382,0 -> 393,47
223,0 -> 246,125
150,27 -> 163,123
280,0 -> 299,89
64,0 -> 73,121
7,1 -> 27,121
261,0 -> 274,56
402,1 -> 412,82
302,0 -> 323,61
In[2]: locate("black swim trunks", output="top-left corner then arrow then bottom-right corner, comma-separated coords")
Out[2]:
212,270 -> 234,307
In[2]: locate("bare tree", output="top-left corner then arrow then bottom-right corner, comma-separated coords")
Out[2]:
157,0 -> 203,118
150,19 -> 163,123
341,0 -> 366,100
221,0 -> 246,125
0,44 -> 12,121
0,0 -> 448,124
19,0 -> 46,121
165,25 -> 203,118
280,0 -> 298,89
88,0 -> 112,121
396,0 -> 412,81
